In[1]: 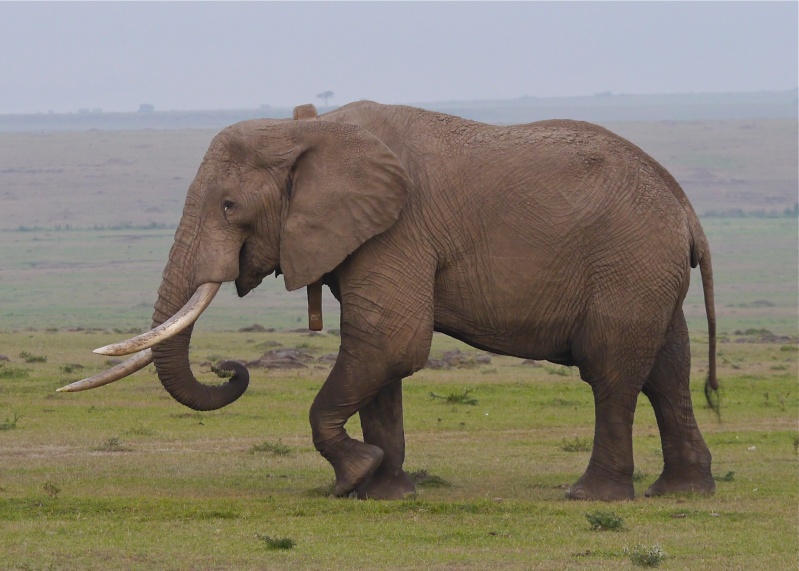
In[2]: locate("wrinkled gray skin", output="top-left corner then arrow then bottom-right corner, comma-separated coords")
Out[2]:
151,101 -> 718,500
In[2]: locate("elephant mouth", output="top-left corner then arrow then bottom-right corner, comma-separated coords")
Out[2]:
234,240 -> 276,297
235,273 -> 264,297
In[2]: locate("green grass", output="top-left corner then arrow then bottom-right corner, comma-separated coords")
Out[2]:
0,330 -> 795,570
0,217 -> 795,336
0,119 -> 796,568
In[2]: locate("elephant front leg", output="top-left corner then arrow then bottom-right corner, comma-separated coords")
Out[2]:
355,379 -> 416,499
310,361 -> 386,497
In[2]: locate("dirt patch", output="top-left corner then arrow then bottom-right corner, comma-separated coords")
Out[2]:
238,324 -> 274,333
316,353 -> 338,365
246,349 -> 315,369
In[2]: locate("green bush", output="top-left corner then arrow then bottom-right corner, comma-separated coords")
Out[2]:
585,510 -> 625,531
625,544 -> 667,567
256,534 -> 295,550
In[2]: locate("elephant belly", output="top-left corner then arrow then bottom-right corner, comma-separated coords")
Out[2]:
432,273 -> 582,363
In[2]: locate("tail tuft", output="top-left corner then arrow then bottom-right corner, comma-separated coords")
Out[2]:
704,373 -> 720,421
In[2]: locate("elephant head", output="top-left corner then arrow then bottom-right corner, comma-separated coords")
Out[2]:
59,109 -> 411,410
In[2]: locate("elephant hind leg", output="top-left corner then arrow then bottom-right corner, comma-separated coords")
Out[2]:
642,310 -> 715,497
568,313 -> 665,501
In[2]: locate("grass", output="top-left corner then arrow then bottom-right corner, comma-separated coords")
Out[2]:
0,409 -> 21,431
624,544 -> 667,567
428,389 -> 478,406
0,329 -> 795,570
0,119 -> 795,568
585,510 -> 625,531
256,534 -> 296,551
561,436 -> 593,452
249,440 -> 293,456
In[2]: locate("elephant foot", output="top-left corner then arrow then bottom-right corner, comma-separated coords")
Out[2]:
324,439 -> 385,497
354,467 -> 416,500
644,469 -> 716,497
566,473 -> 634,501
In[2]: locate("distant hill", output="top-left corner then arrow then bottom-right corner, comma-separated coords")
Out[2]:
0,90 -> 795,132
422,89 -> 799,124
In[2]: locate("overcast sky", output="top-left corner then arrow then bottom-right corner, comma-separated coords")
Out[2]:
1,1 -> 796,114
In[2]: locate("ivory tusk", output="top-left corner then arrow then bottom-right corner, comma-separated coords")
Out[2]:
94,282 -> 221,356
56,349 -> 153,392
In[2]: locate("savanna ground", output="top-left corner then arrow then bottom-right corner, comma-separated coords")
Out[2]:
0,116 -> 797,569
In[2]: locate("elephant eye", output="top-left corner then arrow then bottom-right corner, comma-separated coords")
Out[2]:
223,200 -> 235,214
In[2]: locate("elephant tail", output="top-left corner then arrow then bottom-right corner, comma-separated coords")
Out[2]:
692,232 -> 720,417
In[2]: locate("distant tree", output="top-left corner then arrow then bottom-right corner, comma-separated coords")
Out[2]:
137,104 -> 154,113
316,91 -> 334,108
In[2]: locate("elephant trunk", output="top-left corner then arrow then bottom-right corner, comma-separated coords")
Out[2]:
150,216 -> 249,411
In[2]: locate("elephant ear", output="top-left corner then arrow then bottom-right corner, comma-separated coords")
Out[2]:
279,121 -> 411,291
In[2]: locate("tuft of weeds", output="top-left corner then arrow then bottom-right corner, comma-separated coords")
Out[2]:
211,365 -> 234,378
125,426 -> 154,436
585,510 -> 625,531
714,470 -> 735,482
93,436 -> 132,452
410,469 -> 453,488
429,389 -> 478,406
19,351 -> 47,363
779,345 -> 798,352
0,365 -> 30,379
560,436 -> 592,452
42,481 -> 61,499
545,366 -> 572,377
632,469 -> 648,482
0,410 -> 21,431
255,534 -> 296,550
113,327 -> 143,335
793,434 -> 799,453
624,544 -> 667,567
249,440 -> 293,456
60,363 -> 84,374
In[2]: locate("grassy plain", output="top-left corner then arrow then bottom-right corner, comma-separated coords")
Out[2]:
1,216 -> 796,335
0,330 -> 797,570
0,117 -> 796,568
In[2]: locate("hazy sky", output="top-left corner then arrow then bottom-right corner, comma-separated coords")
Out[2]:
1,1 -> 796,114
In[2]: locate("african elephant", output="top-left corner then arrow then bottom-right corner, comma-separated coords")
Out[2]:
61,101 -> 719,501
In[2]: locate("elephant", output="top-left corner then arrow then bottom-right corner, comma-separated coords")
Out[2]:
60,101 -> 719,502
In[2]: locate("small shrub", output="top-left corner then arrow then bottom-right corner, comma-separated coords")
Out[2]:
779,345 -> 798,352
42,481 -> 61,499
94,436 -> 131,452
0,410 -> 21,431
545,366 -> 572,377
632,469 -> 648,482
560,436 -> 592,452
125,426 -> 153,436
624,544 -> 667,567
211,365 -> 234,378
256,534 -> 296,550
19,351 -> 47,363
586,510 -> 625,531
410,469 -> 453,488
249,441 -> 293,456
60,363 -> 84,374
429,389 -> 478,406
714,470 -> 735,482
734,328 -> 773,336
